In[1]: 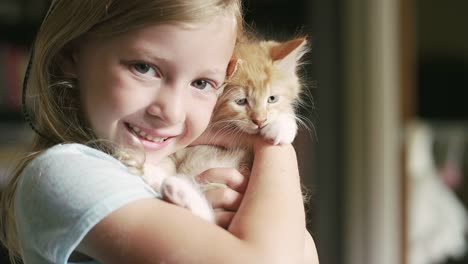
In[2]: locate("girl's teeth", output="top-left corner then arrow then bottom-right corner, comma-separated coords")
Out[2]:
130,125 -> 167,143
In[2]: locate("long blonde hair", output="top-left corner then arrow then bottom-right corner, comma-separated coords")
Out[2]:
0,0 -> 243,262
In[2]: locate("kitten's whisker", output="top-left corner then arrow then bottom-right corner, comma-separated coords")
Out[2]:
210,119 -> 249,128
206,123 -> 245,146
295,114 -> 318,143
296,85 -> 316,114
295,113 -> 313,130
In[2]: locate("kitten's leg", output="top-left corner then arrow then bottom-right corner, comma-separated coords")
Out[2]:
141,157 -> 176,191
261,112 -> 298,145
161,176 -> 215,223
143,158 -> 215,222
142,165 -> 168,191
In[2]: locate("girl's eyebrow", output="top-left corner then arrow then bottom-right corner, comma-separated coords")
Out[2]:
122,44 -> 169,62
142,53 -> 171,63
200,68 -> 225,76
198,69 -> 226,83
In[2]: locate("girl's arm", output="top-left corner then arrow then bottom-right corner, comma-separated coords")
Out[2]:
78,141 -> 311,263
228,140 -> 306,261
304,229 -> 320,263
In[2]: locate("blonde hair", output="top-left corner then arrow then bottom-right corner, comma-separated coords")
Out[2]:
0,0 -> 243,262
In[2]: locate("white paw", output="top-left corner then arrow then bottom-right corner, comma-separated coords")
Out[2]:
261,114 -> 297,145
161,176 -> 215,223
142,164 -> 170,190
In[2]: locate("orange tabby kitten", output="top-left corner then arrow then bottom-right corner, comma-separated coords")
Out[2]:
142,36 -> 309,222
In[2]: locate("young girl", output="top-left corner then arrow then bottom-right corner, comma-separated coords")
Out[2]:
0,0 -> 318,263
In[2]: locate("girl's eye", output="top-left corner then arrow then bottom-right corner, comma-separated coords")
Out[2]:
235,98 -> 248,106
191,79 -> 214,90
132,63 -> 159,77
268,95 -> 279,103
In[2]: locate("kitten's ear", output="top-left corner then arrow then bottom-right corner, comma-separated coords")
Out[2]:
270,38 -> 308,73
226,57 -> 242,78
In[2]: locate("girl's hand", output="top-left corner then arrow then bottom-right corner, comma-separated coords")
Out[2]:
195,167 -> 248,229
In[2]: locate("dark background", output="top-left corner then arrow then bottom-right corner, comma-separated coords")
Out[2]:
1,0 -> 467,263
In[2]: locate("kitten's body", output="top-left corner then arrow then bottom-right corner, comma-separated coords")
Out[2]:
142,36 -> 308,222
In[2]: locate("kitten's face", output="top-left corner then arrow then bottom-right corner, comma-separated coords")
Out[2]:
211,38 -> 307,136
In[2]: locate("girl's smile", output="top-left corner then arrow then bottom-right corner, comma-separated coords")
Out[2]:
125,122 -> 175,151
128,123 -> 170,143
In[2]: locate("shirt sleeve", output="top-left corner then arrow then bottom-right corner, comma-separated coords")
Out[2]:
15,143 -> 160,264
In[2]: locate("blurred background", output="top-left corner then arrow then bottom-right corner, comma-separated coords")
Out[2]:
1,0 -> 467,263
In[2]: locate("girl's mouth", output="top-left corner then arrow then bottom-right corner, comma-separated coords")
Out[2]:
127,123 -> 169,143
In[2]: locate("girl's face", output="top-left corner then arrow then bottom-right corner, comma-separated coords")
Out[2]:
74,15 -> 237,164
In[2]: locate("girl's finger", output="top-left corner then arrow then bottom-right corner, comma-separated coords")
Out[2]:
196,167 -> 248,193
204,187 -> 243,211
214,210 -> 235,229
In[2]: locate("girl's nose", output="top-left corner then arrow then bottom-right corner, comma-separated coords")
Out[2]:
146,85 -> 185,125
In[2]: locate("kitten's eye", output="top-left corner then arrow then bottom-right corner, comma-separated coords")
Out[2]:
268,95 -> 279,103
191,79 -> 214,90
235,98 -> 248,106
131,63 -> 159,77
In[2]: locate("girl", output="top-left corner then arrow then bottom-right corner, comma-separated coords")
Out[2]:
0,0 -> 318,263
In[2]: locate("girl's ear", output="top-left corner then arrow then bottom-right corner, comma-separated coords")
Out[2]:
270,38 -> 309,73
59,48 -> 79,79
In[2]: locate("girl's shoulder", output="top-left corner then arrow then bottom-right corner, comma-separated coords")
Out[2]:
20,143 -> 131,184
18,143 -> 152,197
31,143 -> 125,169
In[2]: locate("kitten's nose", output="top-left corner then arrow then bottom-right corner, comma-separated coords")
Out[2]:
253,119 -> 267,128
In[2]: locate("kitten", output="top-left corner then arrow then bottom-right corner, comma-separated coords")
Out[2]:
142,36 -> 309,222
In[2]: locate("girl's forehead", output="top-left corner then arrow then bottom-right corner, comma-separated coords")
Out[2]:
79,14 -> 236,74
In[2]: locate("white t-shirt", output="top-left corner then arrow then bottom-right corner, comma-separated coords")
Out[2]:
15,143 -> 160,264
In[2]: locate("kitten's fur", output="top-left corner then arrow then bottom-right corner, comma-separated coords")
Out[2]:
142,36 -> 309,222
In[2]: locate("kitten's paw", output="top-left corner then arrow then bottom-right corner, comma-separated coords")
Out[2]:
261,114 -> 298,145
161,176 -> 215,223
142,164 -> 170,190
